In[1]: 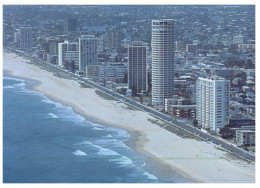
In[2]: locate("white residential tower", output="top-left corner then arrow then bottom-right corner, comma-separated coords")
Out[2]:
151,19 -> 175,109
196,77 -> 230,131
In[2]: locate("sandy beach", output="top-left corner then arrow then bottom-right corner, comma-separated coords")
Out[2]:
3,51 -> 255,183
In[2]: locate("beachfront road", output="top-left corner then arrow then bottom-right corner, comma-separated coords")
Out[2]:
9,48 -> 255,162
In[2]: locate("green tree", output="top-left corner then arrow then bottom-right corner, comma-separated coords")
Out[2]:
219,127 -> 232,138
139,96 -> 143,104
193,119 -> 198,127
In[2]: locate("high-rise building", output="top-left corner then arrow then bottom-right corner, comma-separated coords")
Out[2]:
78,35 -> 98,72
97,36 -> 105,52
19,27 -> 33,49
48,38 -> 64,56
64,18 -> 77,35
128,41 -> 148,95
196,77 -> 230,131
107,29 -> 121,50
58,41 -> 79,71
58,43 -> 67,67
151,19 -> 175,109
64,51 -> 79,72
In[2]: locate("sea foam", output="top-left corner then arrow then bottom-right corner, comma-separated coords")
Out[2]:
42,97 -> 85,123
73,140 -> 89,146
104,134 -> 113,138
96,139 -> 130,150
3,77 -> 24,82
14,82 -> 26,88
89,123 -> 105,128
142,172 -> 158,180
92,127 -> 104,131
3,85 -> 15,89
73,150 -> 87,156
105,127 -> 131,139
48,113 -> 60,119
86,141 -> 120,156
110,155 -> 133,166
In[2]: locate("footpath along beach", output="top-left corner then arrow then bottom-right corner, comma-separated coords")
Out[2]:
3,51 -> 255,183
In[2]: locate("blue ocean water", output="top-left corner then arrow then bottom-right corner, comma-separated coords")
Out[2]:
3,73 -> 191,183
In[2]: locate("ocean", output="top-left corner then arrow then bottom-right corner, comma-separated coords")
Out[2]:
3,72 -> 191,183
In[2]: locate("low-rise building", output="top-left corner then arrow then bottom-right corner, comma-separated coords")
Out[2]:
86,64 -> 127,83
213,69 -> 243,78
171,105 -> 196,119
230,126 -> 255,138
165,96 -> 186,113
228,114 -> 255,127
236,130 -> 255,146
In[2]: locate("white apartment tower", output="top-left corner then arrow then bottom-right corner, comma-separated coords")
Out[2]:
151,19 -> 175,108
79,35 -> 98,72
19,27 -> 33,49
128,41 -> 148,94
196,77 -> 230,131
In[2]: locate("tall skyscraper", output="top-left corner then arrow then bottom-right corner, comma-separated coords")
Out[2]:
196,77 -> 230,131
64,18 -> 77,35
19,27 -> 33,49
107,29 -> 121,50
78,35 -> 98,72
128,41 -> 148,95
151,19 -> 175,109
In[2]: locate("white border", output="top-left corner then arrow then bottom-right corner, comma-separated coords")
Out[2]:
0,1 -> 258,188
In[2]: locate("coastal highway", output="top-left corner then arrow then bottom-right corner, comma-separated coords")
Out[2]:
8,48 -> 255,162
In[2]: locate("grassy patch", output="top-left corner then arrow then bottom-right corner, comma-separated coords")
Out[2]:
94,90 -> 139,111
80,83 -> 92,88
224,151 -> 253,163
147,117 -> 202,141
53,72 -> 71,80
95,90 -> 117,101
29,60 -> 71,80
124,105 -> 139,111
214,145 -> 228,152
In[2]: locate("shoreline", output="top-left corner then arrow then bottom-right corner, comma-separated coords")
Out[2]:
3,51 -> 255,183
34,86 -> 191,182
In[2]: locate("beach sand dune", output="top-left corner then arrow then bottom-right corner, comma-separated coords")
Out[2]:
3,52 -> 255,183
